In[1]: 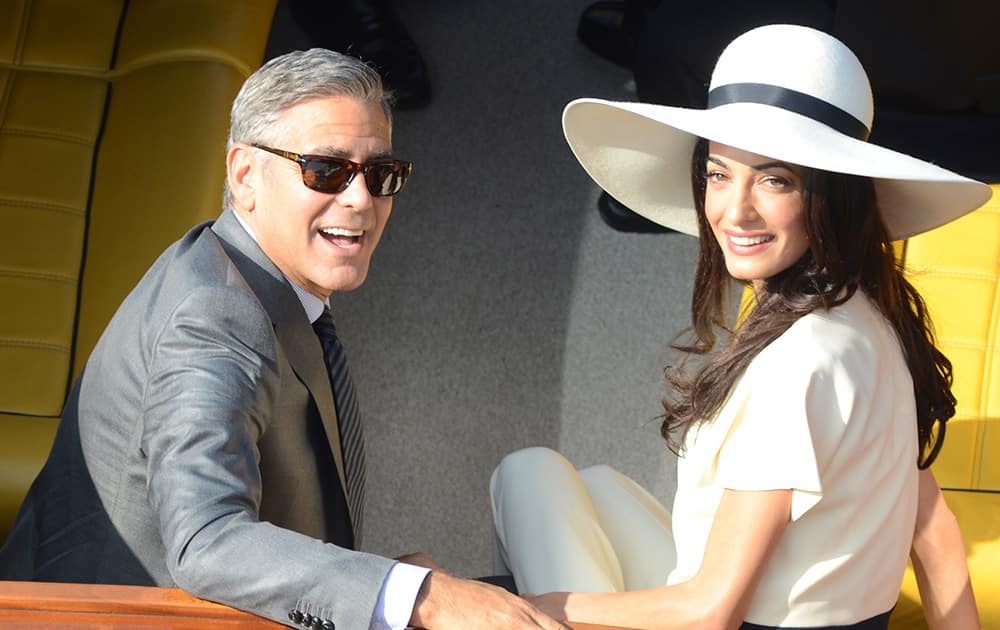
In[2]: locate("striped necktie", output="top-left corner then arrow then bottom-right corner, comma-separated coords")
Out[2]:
312,307 -> 366,544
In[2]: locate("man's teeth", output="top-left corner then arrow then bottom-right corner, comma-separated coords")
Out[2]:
321,227 -> 363,237
730,234 -> 773,246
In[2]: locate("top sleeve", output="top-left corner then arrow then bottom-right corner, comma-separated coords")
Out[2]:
713,326 -> 855,520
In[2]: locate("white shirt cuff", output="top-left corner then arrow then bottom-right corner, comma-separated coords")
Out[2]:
371,562 -> 431,630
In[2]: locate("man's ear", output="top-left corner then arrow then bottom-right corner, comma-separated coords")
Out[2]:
227,143 -> 258,212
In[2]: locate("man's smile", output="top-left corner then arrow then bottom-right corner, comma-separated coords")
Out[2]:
319,226 -> 365,250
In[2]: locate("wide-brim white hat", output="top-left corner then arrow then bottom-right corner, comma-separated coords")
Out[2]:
563,24 -> 992,240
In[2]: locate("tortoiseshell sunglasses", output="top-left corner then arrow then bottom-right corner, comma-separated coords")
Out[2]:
251,143 -> 412,197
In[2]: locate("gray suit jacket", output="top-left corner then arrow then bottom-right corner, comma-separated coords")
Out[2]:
0,209 -> 395,629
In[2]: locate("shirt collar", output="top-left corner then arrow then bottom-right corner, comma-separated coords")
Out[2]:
232,210 -> 328,324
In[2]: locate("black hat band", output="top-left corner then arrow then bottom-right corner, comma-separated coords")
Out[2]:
708,82 -> 870,141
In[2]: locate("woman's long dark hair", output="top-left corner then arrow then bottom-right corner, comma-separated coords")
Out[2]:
661,139 -> 954,468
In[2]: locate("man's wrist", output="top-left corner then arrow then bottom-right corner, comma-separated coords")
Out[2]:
376,562 -> 430,630
410,570 -> 449,628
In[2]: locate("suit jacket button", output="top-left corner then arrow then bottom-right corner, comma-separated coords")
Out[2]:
322,620 -> 335,630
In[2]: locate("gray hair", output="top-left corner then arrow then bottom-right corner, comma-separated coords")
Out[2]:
223,48 -> 394,213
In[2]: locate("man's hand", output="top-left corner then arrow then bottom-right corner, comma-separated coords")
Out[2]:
409,571 -> 568,629
396,551 -> 448,573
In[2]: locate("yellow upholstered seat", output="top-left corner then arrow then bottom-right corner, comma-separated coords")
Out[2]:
890,184 -> 1000,629
897,189 -> 1000,492
0,0 -> 276,541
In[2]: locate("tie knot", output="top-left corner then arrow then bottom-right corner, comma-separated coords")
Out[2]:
313,308 -> 338,339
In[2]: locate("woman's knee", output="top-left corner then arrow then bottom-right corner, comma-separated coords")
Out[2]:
493,446 -> 573,484
491,447 -> 587,516
578,463 -> 622,483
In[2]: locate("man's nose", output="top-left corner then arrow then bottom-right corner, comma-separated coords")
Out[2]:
335,171 -> 374,210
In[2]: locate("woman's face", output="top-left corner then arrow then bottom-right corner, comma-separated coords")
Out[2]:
703,142 -> 811,285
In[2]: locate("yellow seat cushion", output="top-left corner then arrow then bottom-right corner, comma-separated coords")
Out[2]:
0,3 -> 122,418
1,0 -> 279,414
903,186 -> 1000,491
0,0 -> 276,545
74,59 -> 257,374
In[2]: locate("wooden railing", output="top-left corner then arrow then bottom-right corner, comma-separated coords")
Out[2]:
0,581 -> 281,628
0,581 -> 636,629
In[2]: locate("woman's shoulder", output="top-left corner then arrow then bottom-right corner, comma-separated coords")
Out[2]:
754,292 -> 889,374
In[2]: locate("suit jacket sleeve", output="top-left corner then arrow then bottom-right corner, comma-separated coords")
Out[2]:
141,284 -> 395,629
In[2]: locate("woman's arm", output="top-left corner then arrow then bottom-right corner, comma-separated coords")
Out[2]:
910,468 -> 980,629
529,488 -> 791,630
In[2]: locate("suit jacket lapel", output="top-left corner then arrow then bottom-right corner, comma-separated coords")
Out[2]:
211,210 -> 349,502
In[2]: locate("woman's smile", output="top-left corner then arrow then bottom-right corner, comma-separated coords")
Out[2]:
704,142 -> 810,282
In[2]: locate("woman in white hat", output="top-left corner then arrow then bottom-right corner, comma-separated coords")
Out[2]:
490,24 -> 988,629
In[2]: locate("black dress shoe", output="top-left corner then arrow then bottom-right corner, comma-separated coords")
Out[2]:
289,0 -> 431,110
576,0 -> 635,68
597,191 -> 675,233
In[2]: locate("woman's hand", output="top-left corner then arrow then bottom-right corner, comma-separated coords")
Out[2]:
525,489 -> 792,630
522,592 -> 570,621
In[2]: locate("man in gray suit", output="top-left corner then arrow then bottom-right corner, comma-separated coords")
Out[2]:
0,49 -> 563,630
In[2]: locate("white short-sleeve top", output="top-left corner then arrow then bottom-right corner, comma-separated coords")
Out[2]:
666,291 -> 919,627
